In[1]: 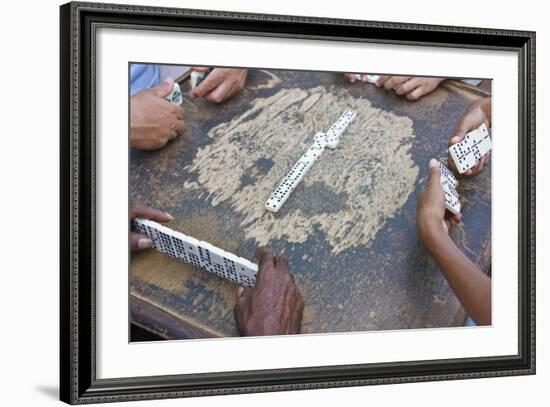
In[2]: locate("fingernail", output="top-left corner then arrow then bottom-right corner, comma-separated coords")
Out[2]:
164,76 -> 174,84
237,287 -> 244,296
361,76 -> 368,82
429,158 -> 438,168
187,92 -> 196,98
138,238 -> 153,249
164,212 -> 173,220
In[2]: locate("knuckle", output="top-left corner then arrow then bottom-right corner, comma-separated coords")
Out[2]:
210,95 -> 223,103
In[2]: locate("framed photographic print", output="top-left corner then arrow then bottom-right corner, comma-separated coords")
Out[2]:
60,1 -> 535,404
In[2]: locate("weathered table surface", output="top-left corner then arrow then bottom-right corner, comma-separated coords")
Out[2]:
130,69 -> 491,339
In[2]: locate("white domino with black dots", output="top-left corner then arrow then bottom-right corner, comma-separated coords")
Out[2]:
265,108 -> 356,213
190,71 -> 208,88
134,218 -> 257,287
449,123 -> 492,174
264,135 -> 324,213
439,161 -> 461,214
164,83 -> 183,106
325,108 -> 357,148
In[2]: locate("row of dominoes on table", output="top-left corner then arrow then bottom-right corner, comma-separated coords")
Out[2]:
264,108 -> 357,212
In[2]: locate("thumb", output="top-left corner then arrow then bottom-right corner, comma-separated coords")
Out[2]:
427,158 -> 441,187
130,232 -> 153,252
149,78 -> 174,98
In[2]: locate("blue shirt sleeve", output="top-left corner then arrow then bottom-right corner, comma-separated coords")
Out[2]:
130,64 -> 160,96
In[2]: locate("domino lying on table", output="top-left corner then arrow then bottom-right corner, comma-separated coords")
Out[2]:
264,108 -> 357,213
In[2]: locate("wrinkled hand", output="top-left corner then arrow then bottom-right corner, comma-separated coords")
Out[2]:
234,247 -> 304,336
448,97 -> 492,178
130,203 -> 173,252
375,76 -> 445,101
189,67 -> 248,103
417,159 -> 462,242
130,79 -> 185,151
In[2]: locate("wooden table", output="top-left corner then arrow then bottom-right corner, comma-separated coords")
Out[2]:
130,69 -> 491,339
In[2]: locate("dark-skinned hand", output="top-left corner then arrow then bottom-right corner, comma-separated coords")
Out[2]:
234,247 -> 304,336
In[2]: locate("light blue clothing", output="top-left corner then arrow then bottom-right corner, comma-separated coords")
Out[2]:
130,64 -> 160,96
461,79 -> 483,86
159,65 -> 189,83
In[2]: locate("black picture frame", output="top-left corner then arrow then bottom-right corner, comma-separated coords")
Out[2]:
60,1 -> 536,404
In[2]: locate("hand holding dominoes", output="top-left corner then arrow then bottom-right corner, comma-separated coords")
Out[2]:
417,159 -> 462,240
130,203 -> 173,251
130,79 -> 185,151
234,247 -> 304,336
439,160 -> 461,215
164,82 -> 183,106
132,208 -> 303,334
133,216 -> 258,287
448,97 -> 492,177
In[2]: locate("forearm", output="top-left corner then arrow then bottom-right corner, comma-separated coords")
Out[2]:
421,226 -> 491,325
480,97 -> 492,126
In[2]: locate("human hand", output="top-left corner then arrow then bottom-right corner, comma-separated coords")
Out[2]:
375,76 -> 445,101
448,97 -> 492,178
234,247 -> 304,336
130,79 -> 185,151
130,203 -> 173,252
417,159 -> 462,244
188,67 -> 248,103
